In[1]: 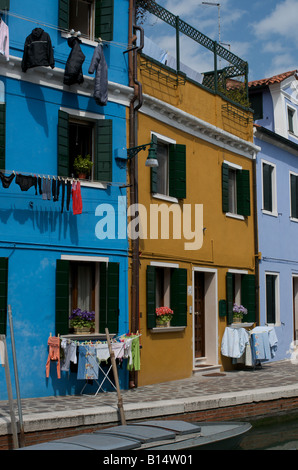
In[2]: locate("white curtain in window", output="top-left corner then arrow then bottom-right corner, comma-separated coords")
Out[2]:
78,265 -> 91,311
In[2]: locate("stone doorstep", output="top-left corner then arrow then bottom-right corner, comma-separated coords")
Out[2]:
192,364 -> 222,376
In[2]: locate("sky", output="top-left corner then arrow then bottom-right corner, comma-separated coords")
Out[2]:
139,0 -> 298,82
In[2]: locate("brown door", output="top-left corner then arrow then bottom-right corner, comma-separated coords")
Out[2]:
194,272 -> 205,358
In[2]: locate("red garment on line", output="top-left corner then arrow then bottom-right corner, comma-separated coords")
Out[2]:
46,336 -> 61,379
72,181 -> 83,215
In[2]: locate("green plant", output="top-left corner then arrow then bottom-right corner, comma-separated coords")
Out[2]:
73,154 -> 93,176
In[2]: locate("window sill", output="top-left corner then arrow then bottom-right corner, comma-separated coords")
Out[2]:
152,193 -> 179,204
61,31 -> 98,48
80,180 -> 108,189
225,212 -> 245,220
261,209 -> 278,217
150,326 -> 185,333
290,217 -> 298,223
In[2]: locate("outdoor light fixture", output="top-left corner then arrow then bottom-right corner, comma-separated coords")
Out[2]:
127,135 -> 159,168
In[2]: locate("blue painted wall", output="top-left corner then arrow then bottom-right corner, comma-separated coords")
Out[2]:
0,0 -> 131,399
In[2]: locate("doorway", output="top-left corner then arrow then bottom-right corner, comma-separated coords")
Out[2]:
194,271 -> 205,358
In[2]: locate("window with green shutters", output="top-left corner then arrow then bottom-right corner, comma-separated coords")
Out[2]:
226,271 -> 256,324
0,103 -> 5,170
265,273 -> 278,324
57,110 -> 113,182
290,172 -> 298,219
55,259 -> 119,335
262,161 -> 276,214
151,141 -> 186,199
146,265 -> 187,329
0,258 -> 8,335
222,162 -> 250,216
59,0 -> 114,42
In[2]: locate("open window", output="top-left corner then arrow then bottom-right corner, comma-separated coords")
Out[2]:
59,0 -> 114,42
146,264 -> 187,329
58,110 -> 113,182
222,162 -> 250,217
55,259 -> 119,335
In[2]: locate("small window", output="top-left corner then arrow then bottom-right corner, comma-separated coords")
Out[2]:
288,106 -> 296,134
69,0 -> 94,38
69,120 -> 94,178
265,273 -> 279,325
249,93 -> 263,120
222,162 -> 250,216
262,161 -> 276,214
155,267 -> 171,308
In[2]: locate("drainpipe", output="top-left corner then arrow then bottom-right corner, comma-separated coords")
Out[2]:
252,150 -> 260,326
128,0 -> 144,387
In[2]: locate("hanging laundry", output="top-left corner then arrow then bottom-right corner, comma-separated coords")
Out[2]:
0,171 -> 15,188
63,36 -> 85,86
77,345 -> 99,380
88,43 -> 108,106
0,18 -> 9,60
60,339 -> 77,372
15,174 -> 37,194
52,178 -> 59,202
66,179 -> 71,211
0,338 -> 5,366
21,28 -> 55,73
58,178 -> 65,213
45,336 -> 61,379
127,336 -> 141,372
72,180 -> 83,215
37,176 -> 43,195
42,177 -> 51,200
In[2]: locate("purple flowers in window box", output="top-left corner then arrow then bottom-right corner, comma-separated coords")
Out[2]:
69,308 -> 95,331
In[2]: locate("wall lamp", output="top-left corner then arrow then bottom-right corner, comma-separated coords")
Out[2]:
127,135 -> 159,167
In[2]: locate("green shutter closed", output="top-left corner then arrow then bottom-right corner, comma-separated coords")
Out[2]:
0,103 -> 5,170
95,119 -> 113,182
291,174 -> 298,219
55,259 -> 70,336
241,274 -> 256,323
146,265 -> 156,329
99,262 -> 119,333
226,272 -> 234,325
0,0 -> 10,10
266,274 -> 276,324
57,110 -> 69,177
58,0 -> 69,30
222,163 -> 229,213
170,268 -> 187,327
263,163 -> 273,212
0,258 -> 8,335
95,0 -> 114,42
237,169 -> 250,216
169,144 -> 186,199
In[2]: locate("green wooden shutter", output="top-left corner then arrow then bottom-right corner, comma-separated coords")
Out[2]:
99,262 -> 119,333
169,144 -> 186,199
95,0 -> 114,42
263,163 -> 272,212
241,274 -> 256,323
58,0 -> 69,30
226,272 -> 234,324
219,299 -> 227,317
222,163 -> 229,213
291,174 -> 298,219
170,268 -> 187,327
0,0 -> 10,10
237,169 -> 251,216
95,119 -> 113,182
146,265 -> 156,329
57,110 -> 69,177
266,274 -> 276,324
0,258 -> 8,335
0,103 -> 5,170
55,259 -> 70,335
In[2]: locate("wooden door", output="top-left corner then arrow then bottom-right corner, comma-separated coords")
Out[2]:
194,272 -> 205,357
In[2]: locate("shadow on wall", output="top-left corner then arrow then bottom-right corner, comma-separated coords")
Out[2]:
0,205 -> 79,245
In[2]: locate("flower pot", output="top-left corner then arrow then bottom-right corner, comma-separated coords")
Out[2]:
78,173 -> 86,180
156,318 -> 170,328
233,317 -> 242,324
73,326 -> 91,334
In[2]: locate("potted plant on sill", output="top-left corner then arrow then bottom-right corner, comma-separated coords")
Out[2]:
232,303 -> 248,324
69,308 -> 95,334
73,154 -> 93,179
155,306 -> 174,328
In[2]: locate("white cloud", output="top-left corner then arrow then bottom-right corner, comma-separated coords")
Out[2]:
252,0 -> 298,39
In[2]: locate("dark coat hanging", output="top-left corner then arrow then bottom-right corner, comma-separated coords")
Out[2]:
63,36 -> 85,86
88,44 -> 108,106
21,28 -> 55,72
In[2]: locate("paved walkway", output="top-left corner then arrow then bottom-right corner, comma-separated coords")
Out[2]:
1,360 -> 298,438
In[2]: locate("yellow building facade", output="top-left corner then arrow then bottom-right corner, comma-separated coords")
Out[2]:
128,3 -> 260,386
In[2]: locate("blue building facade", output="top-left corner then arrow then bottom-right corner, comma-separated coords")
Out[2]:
249,71 -> 298,361
0,0 -> 132,398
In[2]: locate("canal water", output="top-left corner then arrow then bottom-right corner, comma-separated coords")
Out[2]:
237,413 -> 298,450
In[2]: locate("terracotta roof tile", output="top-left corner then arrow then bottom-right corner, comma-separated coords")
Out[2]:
248,70 -> 298,88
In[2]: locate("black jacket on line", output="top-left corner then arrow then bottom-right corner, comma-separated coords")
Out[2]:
22,28 -> 55,73
63,36 -> 85,86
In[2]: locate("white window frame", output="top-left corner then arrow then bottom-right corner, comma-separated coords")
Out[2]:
265,271 -> 280,326
151,132 -> 178,203
223,160 -> 245,220
261,159 -> 278,217
287,104 -> 298,136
